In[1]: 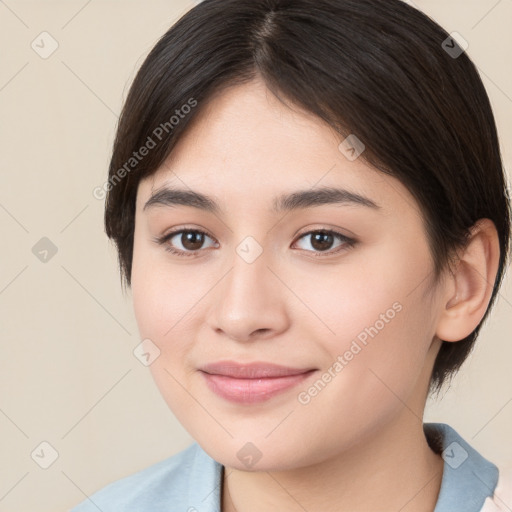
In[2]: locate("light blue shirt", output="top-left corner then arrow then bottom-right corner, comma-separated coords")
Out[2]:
70,422 -> 499,511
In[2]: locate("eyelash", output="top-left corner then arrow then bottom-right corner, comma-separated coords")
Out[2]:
153,227 -> 356,259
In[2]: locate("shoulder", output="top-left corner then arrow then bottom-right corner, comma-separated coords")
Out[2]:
69,442 -> 222,512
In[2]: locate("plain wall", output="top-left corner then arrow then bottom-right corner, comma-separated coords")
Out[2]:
0,1 -> 511,511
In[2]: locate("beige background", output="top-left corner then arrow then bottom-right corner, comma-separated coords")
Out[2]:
0,1 -> 511,511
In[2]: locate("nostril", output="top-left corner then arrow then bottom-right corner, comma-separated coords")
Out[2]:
252,328 -> 271,338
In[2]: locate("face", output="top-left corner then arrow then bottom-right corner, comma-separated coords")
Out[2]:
131,77 -> 445,471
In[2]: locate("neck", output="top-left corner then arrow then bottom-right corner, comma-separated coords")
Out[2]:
222,413 -> 444,512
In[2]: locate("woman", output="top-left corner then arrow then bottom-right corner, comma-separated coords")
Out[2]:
73,0 -> 512,510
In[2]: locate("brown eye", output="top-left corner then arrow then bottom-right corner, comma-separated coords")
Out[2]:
179,231 -> 206,251
156,228 -> 218,257
310,231 -> 335,251
293,229 -> 355,256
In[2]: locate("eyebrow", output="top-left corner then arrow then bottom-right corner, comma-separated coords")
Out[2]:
143,186 -> 380,214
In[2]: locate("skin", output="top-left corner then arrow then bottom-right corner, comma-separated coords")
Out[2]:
130,76 -> 500,511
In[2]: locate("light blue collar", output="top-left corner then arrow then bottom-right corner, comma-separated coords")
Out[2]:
428,422 -> 499,512
189,422 -> 498,511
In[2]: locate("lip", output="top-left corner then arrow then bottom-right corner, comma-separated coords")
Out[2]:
199,361 -> 317,403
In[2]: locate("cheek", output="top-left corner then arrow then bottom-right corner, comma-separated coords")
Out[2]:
301,243 -> 436,400
131,266 -> 166,341
131,274 -> 194,372
131,237 -> 176,359
290,253 -> 421,353
293,296 -> 434,460
131,260 -> 201,417
131,233 -> 186,341
131,243 -> 214,372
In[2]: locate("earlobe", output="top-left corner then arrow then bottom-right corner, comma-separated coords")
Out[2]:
435,218 -> 500,343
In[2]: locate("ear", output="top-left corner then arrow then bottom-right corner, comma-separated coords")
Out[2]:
435,218 -> 501,342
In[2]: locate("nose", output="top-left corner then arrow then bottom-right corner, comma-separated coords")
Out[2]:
206,244 -> 290,343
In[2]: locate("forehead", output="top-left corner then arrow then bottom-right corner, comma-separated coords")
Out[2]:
136,78 -> 417,220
